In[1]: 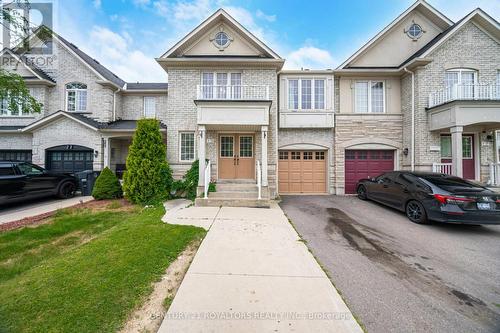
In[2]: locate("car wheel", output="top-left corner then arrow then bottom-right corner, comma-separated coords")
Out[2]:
406,200 -> 428,224
357,185 -> 368,200
58,182 -> 76,199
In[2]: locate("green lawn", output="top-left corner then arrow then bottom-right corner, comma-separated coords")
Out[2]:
0,203 -> 205,333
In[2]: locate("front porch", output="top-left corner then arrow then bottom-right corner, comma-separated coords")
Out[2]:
427,101 -> 500,185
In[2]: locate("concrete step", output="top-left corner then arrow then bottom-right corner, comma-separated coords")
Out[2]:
208,191 -> 263,199
195,197 -> 270,208
215,183 -> 259,192
217,179 -> 256,184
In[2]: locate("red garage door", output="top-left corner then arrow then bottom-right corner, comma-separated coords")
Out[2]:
345,150 -> 394,194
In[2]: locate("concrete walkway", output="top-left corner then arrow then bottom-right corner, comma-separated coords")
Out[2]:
159,203 -> 363,333
0,196 -> 93,225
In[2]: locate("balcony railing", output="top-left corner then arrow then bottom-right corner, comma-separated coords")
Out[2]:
428,83 -> 500,108
432,162 -> 453,175
196,85 -> 270,101
489,162 -> 500,186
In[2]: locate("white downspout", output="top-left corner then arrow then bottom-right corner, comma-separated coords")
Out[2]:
113,87 -> 121,121
404,67 -> 415,172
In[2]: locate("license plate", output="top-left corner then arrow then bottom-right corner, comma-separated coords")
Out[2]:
477,203 -> 493,210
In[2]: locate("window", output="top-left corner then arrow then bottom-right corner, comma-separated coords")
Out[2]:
179,132 -> 195,162
0,150 -> 32,162
496,131 -> 500,163
279,151 -> 289,160
407,23 -> 423,39
345,150 -> 356,160
0,88 -> 38,117
66,82 -> 87,112
201,72 -> 241,99
440,135 -> 473,159
144,97 -> 156,118
239,136 -> 253,158
303,152 -> 313,160
220,136 -> 234,158
355,81 -> 385,113
445,69 -> 476,99
0,165 -> 15,176
17,162 -> 44,175
215,32 -> 229,47
287,78 -> 326,110
315,151 -> 325,160
291,151 -> 301,160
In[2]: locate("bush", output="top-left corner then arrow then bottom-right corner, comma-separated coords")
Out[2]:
171,160 -> 215,201
123,119 -> 173,205
92,167 -> 122,200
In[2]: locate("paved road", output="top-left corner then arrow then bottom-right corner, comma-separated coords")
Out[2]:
280,195 -> 500,333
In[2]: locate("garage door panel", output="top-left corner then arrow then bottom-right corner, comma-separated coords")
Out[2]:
278,150 -> 327,194
345,150 -> 394,194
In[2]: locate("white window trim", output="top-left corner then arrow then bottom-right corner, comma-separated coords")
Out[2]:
201,71 -> 242,86
354,80 -> 386,113
0,88 -> 38,117
445,68 -> 478,85
65,83 -> 88,113
143,96 -> 156,118
286,77 -> 326,111
496,130 -> 500,164
179,131 -> 196,163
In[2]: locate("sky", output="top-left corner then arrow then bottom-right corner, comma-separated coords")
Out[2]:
45,0 -> 500,82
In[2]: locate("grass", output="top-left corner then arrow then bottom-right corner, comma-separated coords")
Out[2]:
0,204 -> 205,333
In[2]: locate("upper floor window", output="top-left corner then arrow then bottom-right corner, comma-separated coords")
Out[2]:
355,81 -> 385,113
445,69 -> 477,88
66,82 -> 87,112
201,72 -> 241,99
0,88 -> 38,117
288,78 -> 326,110
144,96 -> 156,118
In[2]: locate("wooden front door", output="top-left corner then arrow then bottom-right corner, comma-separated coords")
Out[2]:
218,134 -> 255,180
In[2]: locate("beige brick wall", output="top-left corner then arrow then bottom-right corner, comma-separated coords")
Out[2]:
0,133 -> 33,150
402,21 -> 500,181
120,94 -> 168,120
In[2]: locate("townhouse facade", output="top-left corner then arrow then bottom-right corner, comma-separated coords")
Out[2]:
1,0 -> 499,205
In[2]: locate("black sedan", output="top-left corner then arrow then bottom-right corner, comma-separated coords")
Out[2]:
0,161 -> 79,205
356,171 -> 500,225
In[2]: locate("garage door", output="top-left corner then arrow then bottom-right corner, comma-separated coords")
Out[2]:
278,150 -> 327,194
46,148 -> 93,173
345,150 -> 394,194
0,150 -> 32,162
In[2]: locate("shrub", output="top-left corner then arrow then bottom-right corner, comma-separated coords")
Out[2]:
170,160 -> 215,201
123,119 -> 173,205
92,167 -> 123,200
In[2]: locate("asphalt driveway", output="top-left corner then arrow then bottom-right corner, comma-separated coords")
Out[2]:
280,195 -> 500,333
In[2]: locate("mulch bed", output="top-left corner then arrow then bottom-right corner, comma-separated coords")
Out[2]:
0,199 -> 132,233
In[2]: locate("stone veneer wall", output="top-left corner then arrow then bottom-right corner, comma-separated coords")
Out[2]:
401,21 -> 500,180
333,114 -> 403,194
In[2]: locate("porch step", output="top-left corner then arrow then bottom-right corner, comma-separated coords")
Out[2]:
208,191 -> 265,199
217,179 -> 256,184
215,183 -> 259,192
195,198 -> 270,208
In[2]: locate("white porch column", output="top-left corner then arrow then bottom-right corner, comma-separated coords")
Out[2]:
103,137 -> 111,169
261,126 -> 268,186
451,126 -> 463,178
198,126 -> 206,187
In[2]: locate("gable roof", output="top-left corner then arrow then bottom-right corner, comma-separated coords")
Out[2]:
338,0 -> 453,69
400,8 -> 499,67
16,26 -> 126,88
0,48 -> 55,84
160,8 -> 282,60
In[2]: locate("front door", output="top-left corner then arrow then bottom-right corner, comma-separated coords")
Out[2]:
218,134 -> 255,180
441,134 -> 475,179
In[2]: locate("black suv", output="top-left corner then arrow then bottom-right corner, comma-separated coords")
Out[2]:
0,161 -> 79,205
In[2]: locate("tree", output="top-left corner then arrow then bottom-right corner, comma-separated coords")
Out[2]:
123,119 -> 173,205
1,0 -> 43,114
92,167 -> 123,200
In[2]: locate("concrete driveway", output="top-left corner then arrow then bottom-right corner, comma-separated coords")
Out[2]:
159,203 -> 363,333
280,195 -> 500,333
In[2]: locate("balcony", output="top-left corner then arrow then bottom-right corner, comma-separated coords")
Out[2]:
196,85 -> 270,101
279,111 -> 334,128
428,83 -> 500,108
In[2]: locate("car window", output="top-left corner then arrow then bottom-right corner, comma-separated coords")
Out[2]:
0,165 -> 15,176
418,175 -> 482,189
17,163 -> 44,176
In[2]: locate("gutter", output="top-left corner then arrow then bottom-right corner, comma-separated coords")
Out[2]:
404,67 -> 415,172
113,87 -> 121,121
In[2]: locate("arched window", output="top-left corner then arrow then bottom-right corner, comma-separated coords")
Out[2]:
66,82 -> 87,112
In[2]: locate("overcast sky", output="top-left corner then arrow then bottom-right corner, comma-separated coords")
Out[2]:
48,0 -> 500,82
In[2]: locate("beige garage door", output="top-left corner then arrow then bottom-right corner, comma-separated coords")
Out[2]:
278,150 -> 327,194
